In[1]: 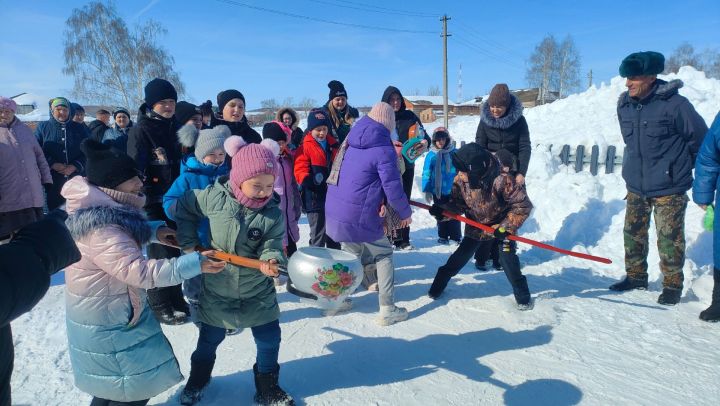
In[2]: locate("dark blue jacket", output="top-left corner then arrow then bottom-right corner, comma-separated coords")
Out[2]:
618,79 -> 708,197
34,105 -> 88,172
692,112 -> 720,265
101,122 -> 133,153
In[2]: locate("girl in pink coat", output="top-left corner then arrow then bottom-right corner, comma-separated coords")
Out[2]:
61,139 -> 224,405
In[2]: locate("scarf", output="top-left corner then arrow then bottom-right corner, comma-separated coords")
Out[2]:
98,187 -> 147,209
432,146 -> 453,197
326,140 -> 349,186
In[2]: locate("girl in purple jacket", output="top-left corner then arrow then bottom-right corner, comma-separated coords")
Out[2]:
325,102 -> 412,326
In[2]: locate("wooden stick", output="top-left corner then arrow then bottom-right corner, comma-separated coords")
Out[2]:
410,200 -> 612,264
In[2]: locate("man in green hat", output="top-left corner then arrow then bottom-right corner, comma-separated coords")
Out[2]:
610,51 -> 709,305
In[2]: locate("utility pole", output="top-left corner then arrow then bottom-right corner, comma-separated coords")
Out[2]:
441,14 -> 451,128
587,69 -> 593,88
457,63 -> 463,103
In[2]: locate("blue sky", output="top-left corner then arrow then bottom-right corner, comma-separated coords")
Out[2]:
1,0 -> 718,109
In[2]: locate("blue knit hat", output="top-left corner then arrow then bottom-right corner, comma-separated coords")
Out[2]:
306,109 -> 331,132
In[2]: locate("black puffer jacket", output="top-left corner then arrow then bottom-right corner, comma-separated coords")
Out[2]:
1,213 -> 80,406
381,86 -> 430,165
475,95 -> 531,176
126,103 -> 182,205
618,79 -> 708,197
210,115 -> 261,144
88,119 -> 110,143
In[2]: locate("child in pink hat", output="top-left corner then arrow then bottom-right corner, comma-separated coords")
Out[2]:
174,136 -> 294,406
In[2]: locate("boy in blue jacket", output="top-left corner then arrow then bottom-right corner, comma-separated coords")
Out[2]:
422,127 -> 461,244
164,124 -> 230,324
692,112 -> 720,322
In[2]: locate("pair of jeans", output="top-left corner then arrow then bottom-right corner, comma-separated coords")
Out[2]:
191,320 -> 281,374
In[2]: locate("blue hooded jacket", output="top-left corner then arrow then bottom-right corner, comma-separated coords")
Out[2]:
692,112 -> 720,266
163,155 -> 229,245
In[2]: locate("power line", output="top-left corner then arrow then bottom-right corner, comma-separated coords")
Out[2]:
453,37 -> 524,71
214,0 -> 436,34
454,20 -> 527,60
305,0 -> 439,18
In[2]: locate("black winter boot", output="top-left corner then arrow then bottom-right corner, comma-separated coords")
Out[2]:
609,275 -> 648,291
180,359 -> 215,405
253,364 -> 294,406
700,273 -> 720,322
512,275 -> 532,310
657,287 -> 682,306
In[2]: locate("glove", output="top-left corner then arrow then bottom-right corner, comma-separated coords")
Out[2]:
43,183 -> 53,193
429,203 -> 444,220
12,209 -> 81,274
424,192 -> 434,204
493,226 -> 510,240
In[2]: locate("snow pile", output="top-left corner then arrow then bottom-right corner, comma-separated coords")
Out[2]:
10,68 -> 720,405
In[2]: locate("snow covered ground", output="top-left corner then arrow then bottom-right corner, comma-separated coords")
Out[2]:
11,67 -> 720,405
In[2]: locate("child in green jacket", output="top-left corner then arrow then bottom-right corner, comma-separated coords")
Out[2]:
175,136 -> 293,406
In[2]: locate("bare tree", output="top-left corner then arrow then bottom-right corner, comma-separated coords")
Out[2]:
556,35 -> 582,98
299,97 -> 317,117
260,98 -> 279,110
526,34 -> 558,104
702,49 -> 720,79
665,42 -> 703,73
63,1 -> 184,108
282,97 -> 295,108
428,85 -> 441,96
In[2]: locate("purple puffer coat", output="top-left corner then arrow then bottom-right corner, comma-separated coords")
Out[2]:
326,116 -> 411,243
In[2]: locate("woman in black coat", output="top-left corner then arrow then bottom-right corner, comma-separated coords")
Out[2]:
382,85 -> 430,250
0,212 -> 80,406
474,83 -> 531,270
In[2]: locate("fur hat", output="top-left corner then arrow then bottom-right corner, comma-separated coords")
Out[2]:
367,102 -> 395,132
178,124 -> 231,161
262,121 -> 292,144
143,78 -> 177,107
217,89 -> 245,113
487,84 -> 511,108
81,139 -> 140,189
328,80 -> 348,101
306,109 -> 331,132
175,101 -> 200,125
619,51 -> 665,77
0,97 -> 17,113
451,142 -> 499,189
224,136 -> 279,207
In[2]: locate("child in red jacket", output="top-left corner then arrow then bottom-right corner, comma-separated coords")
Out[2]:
294,109 -> 340,248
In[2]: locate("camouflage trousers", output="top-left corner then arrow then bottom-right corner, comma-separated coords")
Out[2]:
624,192 -> 688,289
